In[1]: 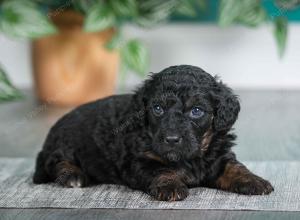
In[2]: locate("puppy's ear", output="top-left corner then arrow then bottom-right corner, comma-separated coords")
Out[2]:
132,78 -> 153,109
211,82 -> 240,132
130,79 -> 154,129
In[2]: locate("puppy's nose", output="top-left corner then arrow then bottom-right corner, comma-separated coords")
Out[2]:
165,135 -> 182,145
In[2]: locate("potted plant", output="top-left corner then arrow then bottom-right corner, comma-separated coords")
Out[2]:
0,0 -> 187,105
0,0 -> 295,105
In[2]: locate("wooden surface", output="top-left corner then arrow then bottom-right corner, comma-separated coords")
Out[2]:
1,209 -> 300,220
1,89 -> 300,219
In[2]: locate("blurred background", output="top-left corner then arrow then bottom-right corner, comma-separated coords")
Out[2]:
0,0 -> 300,161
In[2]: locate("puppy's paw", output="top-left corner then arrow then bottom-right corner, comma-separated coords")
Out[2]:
55,171 -> 88,188
149,181 -> 189,201
231,175 -> 274,195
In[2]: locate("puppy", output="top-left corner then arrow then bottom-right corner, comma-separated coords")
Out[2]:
33,65 -> 273,201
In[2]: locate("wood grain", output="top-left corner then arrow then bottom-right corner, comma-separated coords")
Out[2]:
1,209 -> 300,220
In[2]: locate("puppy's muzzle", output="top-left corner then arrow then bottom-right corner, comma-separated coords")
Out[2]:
161,135 -> 183,162
165,151 -> 181,162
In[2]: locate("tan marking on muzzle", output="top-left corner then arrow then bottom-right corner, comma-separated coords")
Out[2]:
144,151 -> 167,164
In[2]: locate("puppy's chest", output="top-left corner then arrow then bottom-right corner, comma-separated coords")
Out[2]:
175,162 -> 205,187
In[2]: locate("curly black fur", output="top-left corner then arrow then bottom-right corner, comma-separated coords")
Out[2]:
33,65 -> 273,201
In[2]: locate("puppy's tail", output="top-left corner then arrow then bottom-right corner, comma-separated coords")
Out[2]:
33,151 -> 50,184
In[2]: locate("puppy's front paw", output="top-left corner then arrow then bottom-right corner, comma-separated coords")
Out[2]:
55,170 -> 88,188
149,181 -> 189,201
231,175 -> 274,195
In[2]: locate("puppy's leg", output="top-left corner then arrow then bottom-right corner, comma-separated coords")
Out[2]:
125,158 -> 189,201
214,161 -> 274,195
148,171 -> 189,201
53,161 -> 88,188
33,151 -> 50,184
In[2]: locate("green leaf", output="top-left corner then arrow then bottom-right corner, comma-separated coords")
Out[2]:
0,0 -> 57,39
135,0 -> 179,27
72,0 -> 100,13
32,0 -> 69,10
196,0 -> 207,11
219,0 -> 240,27
219,0 -> 266,27
84,3 -> 116,32
176,0 -> 197,17
105,30 -> 123,50
109,0 -> 138,17
121,39 -> 149,76
274,17 -> 288,57
236,1 -> 266,27
0,66 -> 23,102
275,0 -> 300,10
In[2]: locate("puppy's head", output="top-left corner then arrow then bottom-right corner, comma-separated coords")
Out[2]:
134,65 -> 240,163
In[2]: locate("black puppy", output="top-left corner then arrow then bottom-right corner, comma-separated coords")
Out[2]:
33,65 -> 273,201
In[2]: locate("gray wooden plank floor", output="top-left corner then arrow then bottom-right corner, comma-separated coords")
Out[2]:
1,89 -> 300,219
1,209 -> 300,220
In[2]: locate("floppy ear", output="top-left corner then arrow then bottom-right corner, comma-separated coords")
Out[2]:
129,78 -> 154,128
132,77 -> 154,109
132,82 -> 148,110
211,82 -> 240,132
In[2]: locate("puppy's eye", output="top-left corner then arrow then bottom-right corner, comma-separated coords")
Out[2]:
190,107 -> 204,118
153,104 -> 164,116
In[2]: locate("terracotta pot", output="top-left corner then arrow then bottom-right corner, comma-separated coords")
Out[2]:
32,10 -> 119,106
